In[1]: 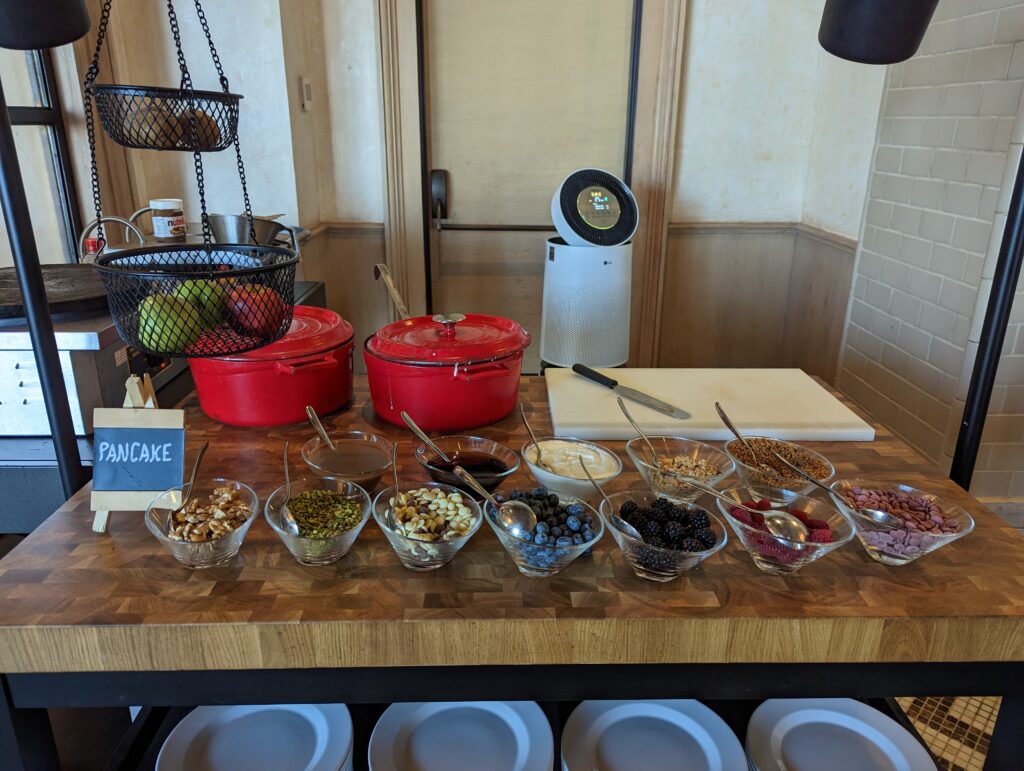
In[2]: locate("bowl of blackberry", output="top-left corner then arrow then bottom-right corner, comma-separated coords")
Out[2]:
715,484 -> 855,575
485,487 -> 603,577
598,488 -> 728,582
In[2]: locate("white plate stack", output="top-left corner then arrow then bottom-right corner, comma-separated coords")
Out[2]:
745,699 -> 937,771
368,701 -> 553,771
561,700 -> 747,771
156,703 -> 354,771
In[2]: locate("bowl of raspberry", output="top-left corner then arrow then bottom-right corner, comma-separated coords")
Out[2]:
598,488 -> 728,582
715,485 -> 855,575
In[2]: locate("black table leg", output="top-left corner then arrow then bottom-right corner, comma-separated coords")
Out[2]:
985,695 -> 1024,770
0,676 -> 60,770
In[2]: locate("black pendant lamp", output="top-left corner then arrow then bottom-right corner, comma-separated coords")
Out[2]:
818,0 -> 940,65
0,0 -> 91,500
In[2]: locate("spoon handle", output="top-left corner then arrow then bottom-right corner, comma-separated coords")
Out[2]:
305,405 -> 336,451
167,440 -> 208,527
771,451 -> 833,496
452,465 -> 500,510
617,397 -> 659,462
519,402 -> 550,471
283,440 -> 292,499
400,410 -> 452,463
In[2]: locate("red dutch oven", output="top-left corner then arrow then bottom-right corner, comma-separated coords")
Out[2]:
190,305 -> 354,426
364,312 -> 530,431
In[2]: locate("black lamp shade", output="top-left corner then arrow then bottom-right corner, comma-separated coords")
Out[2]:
819,0 -> 939,65
0,0 -> 90,50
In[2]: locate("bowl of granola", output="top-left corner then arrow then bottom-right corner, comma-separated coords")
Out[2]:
625,436 -> 734,503
145,478 -> 259,568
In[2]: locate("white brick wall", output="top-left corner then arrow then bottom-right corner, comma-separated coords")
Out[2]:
838,1 -> 1024,497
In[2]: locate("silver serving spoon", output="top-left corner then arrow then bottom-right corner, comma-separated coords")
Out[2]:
771,452 -> 906,529
166,440 -> 209,529
387,442 -> 401,531
400,410 -> 451,463
305,405 -> 336,451
280,441 -> 300,535
674,472 -> 809,543
579,457 -> 644,542
519,402 -> 552,472
714,402 -> 776,473
617,397 -> 660,464
452,466 -> 536,540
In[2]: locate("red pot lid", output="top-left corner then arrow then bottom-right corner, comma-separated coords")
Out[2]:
368,312 -> 530,364
218,305 -> 354,361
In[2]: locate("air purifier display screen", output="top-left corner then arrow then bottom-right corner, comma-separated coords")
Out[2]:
576,186 -> 621,230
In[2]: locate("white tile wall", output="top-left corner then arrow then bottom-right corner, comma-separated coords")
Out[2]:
838,3 -> 1024,501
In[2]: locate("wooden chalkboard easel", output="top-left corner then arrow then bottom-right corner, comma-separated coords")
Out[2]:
89,375 -> 185,533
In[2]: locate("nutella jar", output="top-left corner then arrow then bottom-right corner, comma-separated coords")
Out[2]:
150,198 -> 186,242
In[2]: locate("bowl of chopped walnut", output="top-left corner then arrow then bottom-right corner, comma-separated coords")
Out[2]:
625,436 -> 735,503
145,478 -> 259,568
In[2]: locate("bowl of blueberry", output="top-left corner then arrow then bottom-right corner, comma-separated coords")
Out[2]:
598,488 -> 728,582
714,484 -> 855,575
485,487 -> 603,577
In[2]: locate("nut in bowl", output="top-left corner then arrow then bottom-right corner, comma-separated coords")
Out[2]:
485,487 -> 603,577
301,430 -> 393,491
724,436 -> 834,495
145,478 -> 258,568
264,476 -> 372,566
371,483 -> 482,570
829,480 -> 975,566
625,437 -> 734,503
714,484 -> 854,575
414,435 -> 520,496
599,488 -> 727,582
521,436 -> 621,501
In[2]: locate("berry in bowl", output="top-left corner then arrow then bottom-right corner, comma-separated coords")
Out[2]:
485,487 -> 603,577
715,485 -> 854,575
829,480 -> 975,566
599,488 -> 728,582
371,483 -> 482,570
625,436 -> 734,503
724,437 -> 834,495
521,436 -> 621,501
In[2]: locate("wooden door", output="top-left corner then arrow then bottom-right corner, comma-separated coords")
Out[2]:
422,0 -> 637,372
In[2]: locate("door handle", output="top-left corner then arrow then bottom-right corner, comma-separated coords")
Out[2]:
431,169 -> 449,232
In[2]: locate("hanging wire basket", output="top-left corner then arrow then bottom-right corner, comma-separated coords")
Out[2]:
91,84 -> 240,151
94,243 -> 298,358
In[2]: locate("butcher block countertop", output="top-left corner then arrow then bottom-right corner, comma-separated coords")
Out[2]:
1,376 -> 1023,674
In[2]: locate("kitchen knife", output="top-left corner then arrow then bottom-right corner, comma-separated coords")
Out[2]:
571,363 -> 691,420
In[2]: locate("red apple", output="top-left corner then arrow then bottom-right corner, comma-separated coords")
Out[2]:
226,284 -> 286,336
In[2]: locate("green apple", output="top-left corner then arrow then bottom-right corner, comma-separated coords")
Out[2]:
172,279 -> 228,328
137,294 -> 204,352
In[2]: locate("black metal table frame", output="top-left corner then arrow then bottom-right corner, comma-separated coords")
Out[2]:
1,661 -> 1021,769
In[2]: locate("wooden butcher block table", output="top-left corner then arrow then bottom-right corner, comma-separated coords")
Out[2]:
0,376 -> 1023,769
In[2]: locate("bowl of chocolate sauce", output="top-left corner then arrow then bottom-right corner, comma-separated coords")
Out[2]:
301,430 -> 395,491
415,435 -> 520,495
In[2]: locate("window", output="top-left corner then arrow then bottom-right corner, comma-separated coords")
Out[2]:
0,48 -> 82,267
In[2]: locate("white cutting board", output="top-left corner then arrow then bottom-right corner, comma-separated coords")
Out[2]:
545,368 -> 875,441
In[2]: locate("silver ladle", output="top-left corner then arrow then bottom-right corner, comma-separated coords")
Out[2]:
400,410 -> 451,462
771,451 -> 906,529
617,397 -> 660,464
305,405 -> 336,451
579,457 -> 644,542
452,466 -> 536,540
519,402 -> 552,472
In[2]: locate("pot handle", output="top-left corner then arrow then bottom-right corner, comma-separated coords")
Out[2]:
454,361 -> 513,382
274,348 -> 346,375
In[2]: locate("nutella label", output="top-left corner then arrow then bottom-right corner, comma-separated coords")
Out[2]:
153,214 -> 186,238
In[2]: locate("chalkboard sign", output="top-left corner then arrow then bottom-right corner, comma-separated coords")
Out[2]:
93,426 -> 185,491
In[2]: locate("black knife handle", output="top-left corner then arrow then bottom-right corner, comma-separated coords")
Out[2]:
572,363 -> 618,389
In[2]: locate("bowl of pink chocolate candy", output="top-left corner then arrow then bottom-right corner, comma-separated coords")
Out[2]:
829,480 -> 975,566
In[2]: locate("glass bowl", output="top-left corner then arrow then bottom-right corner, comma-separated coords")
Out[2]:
371,482 -> 482,571
264,476 -> 372,565
484,489 -> 603,577
724,436 -> 835,495
625,437 -> 735,503
829,479 -> 975,566
520,436 -> 621,501
714,484 -> 855,575
300,430 -> 394,491
414,435 -> 520,496
598,488 -> 728,582
145,478 -> 259,569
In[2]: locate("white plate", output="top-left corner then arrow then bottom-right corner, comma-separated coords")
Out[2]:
156,703 -> 353,771
747,699 -> 937,771
369,701 -> 553,771
561,700 -> 746,771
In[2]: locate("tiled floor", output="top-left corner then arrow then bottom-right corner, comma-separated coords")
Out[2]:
897,696 -> 999,770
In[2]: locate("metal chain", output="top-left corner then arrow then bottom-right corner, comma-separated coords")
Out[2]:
165,0 -> 212,246
82,0 -> 115,251
192,0 -> 230,93
232,136 -> 256,242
